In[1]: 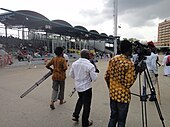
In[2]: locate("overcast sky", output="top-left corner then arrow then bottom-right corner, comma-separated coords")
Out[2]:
1,0 -> 170,42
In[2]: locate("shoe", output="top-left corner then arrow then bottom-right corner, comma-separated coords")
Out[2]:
72,114 -> 79,122
72,116 -> 79,122
88,120 -> 93,126
59,100 -> 66,105
50,104 -> 55,110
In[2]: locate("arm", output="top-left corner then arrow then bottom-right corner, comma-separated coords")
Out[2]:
124,63 -> 136,89
63,59 -> 68,71
104,61 -> 112,88
45,58 -> 53,72
90,59 -> 99,73
89,66 -> 97,82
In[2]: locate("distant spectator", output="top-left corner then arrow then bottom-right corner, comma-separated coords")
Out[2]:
162,51 -> 170,76
27,53 -> 33,69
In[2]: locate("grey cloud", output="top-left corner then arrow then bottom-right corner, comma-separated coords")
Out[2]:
80,0 -> 170,27
80,9 -> 109,26
112,0 -> 170,27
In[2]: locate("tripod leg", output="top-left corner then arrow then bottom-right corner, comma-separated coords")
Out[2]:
144,68 -> 165,127
139,74 -> 148,127
156,77 -> 161,105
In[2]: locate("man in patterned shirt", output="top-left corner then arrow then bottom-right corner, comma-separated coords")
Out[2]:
105,40 -> 137,127
46,47 -> 67,110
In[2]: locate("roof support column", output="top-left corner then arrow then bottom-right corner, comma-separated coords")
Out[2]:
22,27 -> 25,40
5,25 -> 7,37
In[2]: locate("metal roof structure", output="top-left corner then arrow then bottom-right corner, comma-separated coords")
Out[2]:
73,25 -> 89,38
47,19 -> 74,36
0,10 -> 50,30
0,8 -> 117,40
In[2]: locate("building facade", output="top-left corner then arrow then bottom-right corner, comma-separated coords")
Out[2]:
158,19 -> 170,46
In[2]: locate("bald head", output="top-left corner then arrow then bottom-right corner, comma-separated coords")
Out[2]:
80,49 -> 90,59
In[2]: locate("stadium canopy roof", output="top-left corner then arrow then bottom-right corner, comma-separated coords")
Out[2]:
100,33 -> 108,39
0,10 -> 50,30
73,25 -> 89,38
88,30 -> 100,40
0,8 -> 116,40
46,19 -> 75,36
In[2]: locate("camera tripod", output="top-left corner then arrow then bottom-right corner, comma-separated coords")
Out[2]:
132,59 -> 165,127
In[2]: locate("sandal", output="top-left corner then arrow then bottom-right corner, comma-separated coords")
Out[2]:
50,104 -> 55,110
59,100 -> 66,105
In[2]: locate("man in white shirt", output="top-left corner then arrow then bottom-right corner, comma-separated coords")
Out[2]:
145,41 -> 159,101
64,53 -> 69,66
69,49 -> 97,127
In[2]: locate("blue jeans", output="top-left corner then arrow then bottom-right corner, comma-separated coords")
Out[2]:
108,99 -> 129,127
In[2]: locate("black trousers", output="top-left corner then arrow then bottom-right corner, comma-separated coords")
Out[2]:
73,88 -> 92,127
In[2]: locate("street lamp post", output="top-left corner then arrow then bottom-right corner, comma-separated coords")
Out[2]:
113,0 -> 118,55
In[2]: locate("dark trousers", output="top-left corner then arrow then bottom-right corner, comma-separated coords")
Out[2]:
73,88 -> 92,127
108,99 -> 129,127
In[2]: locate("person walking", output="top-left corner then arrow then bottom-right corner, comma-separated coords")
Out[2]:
162,51 -> 170,76
105,40 -> 137,127
69,49 -> 97,127
46,47 -> 67,110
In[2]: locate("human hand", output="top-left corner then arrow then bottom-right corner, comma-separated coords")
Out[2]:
50,68 -> 53,73
95,69 -> 99,73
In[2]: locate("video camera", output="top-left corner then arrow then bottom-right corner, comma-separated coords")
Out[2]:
132,41 -> 151,73
133,41 -> 151,57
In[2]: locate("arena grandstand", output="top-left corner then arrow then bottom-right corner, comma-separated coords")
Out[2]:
0,8 -> 119,66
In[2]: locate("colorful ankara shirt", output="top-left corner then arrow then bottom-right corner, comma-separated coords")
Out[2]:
105,54 -> 136,103
46,56 -> 67,81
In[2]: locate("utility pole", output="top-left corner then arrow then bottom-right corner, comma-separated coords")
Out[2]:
113,0 -> 118,55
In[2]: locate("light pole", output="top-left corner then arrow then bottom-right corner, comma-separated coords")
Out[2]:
113,0 -> 118,55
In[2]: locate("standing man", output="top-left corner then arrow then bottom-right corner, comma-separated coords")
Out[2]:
46,47 -> 67,110
69,49 -> 97,127
105,40 -> 137,127
145,41 -> 159,101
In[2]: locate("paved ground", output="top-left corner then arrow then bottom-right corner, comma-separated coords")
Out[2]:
0,56 -> 170,127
